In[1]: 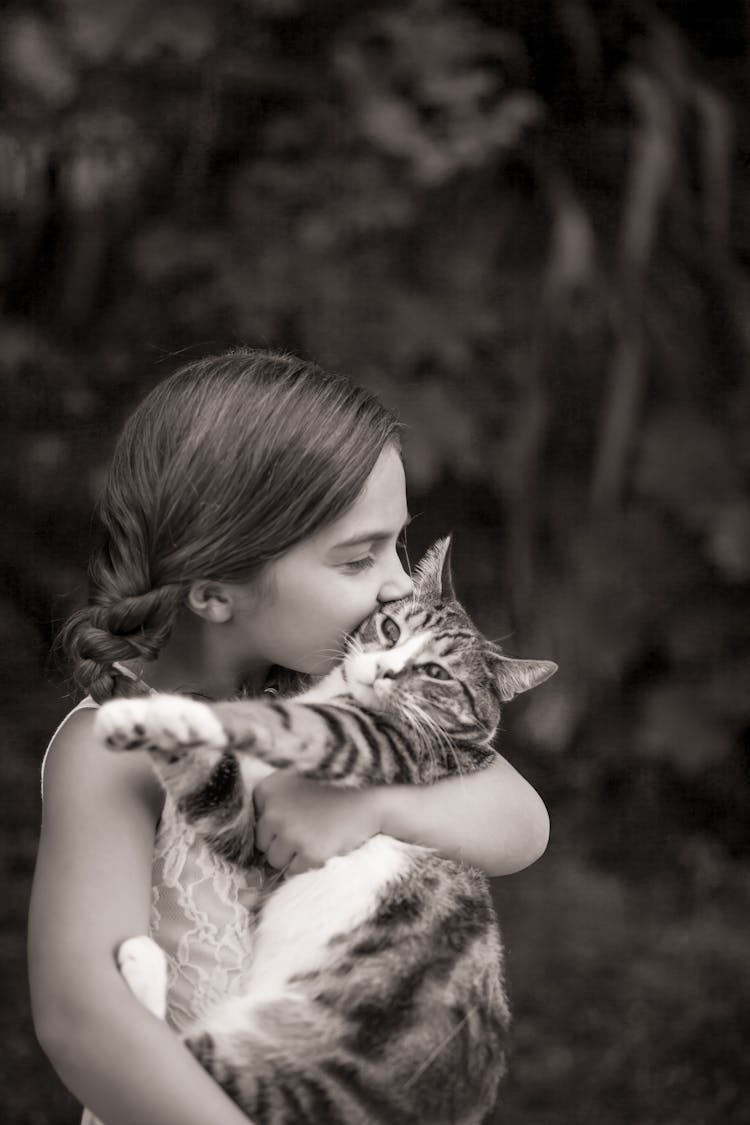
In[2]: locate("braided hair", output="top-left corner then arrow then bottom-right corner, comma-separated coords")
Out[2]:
60,348 -> 401,702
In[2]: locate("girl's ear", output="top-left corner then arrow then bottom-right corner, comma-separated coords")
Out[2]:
487,649 -> 558,702
187,581 -> 234,624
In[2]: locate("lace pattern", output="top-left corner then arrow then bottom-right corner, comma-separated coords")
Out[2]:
149,791 -> 260,1033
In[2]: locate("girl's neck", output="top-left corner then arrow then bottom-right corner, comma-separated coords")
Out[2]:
127,610 -> 271,699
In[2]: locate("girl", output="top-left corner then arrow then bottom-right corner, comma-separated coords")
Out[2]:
28,349 -> 550,1125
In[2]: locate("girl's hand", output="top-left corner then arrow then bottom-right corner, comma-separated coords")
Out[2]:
253,769 -> 383,876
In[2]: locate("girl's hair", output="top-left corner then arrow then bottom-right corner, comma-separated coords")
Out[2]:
60,348 -> 401,702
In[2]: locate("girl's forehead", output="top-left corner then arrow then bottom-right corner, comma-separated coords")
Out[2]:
317,447 -> 408,548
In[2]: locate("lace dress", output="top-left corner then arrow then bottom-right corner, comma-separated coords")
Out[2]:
41,698 -> 260,1125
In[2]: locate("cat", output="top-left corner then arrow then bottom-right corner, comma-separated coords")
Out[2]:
95,537 -> 556,1125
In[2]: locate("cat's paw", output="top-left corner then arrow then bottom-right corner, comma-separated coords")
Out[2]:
117,935 -> 168,1021
96,695 -> 228,756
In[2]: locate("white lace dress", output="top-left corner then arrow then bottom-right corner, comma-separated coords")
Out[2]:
41,698 -> 259,1125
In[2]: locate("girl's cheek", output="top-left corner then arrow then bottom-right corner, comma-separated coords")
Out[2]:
328,584 -> 371,630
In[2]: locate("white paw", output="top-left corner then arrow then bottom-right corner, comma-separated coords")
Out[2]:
117,935 -> 168,1020
96,695 -> 228,753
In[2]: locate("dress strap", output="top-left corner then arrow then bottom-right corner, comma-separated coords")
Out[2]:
40,696 -> 99,800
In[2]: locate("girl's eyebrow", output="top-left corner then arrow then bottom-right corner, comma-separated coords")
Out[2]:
332,512 -> 412,551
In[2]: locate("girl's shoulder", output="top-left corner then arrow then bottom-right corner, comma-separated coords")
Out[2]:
41,697 -> 100,800
41,697 -> 163,822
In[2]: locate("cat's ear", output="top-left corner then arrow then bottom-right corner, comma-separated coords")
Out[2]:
414,536 -> 455,603
487,649 -> 558,702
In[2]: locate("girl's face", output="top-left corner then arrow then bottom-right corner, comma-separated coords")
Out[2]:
234,445 -> 414,676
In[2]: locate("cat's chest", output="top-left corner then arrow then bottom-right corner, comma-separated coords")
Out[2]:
246,835 -> 424,998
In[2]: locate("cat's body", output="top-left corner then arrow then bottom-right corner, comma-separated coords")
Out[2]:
97,539 -> 556,1124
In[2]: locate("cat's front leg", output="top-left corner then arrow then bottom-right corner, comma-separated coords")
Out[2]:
97,697 -> 262,865
96,695 -> 230,801
210,699 -> 363,780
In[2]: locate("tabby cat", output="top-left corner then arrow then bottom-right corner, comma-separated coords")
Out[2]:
96,537 -> 556,1125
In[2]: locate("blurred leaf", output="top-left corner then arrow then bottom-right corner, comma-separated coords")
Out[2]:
638,684 -> 733,775
400,379 -> 485,491
60,0 -> 149,63
633,410 -> 741,534
514,680 -> 586,753
0,598 -> 43,686
129,221 -> 227,286
335,4 -> 542,185
661,589 -> 750,663
706,501 -> 750,582
700,659 -> 750,727
1,13 -> 77,109
0,321 -> 72,425
0,128 -> 50,215
58,109 -> 157,213
566,510 -> 706,672
124,3 -> 216,65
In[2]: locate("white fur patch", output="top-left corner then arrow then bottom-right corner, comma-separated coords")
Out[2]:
118,935 -> 168,1020
345,634 -> 428,688
250,835 -> 413,996
198,835 -> 426,1039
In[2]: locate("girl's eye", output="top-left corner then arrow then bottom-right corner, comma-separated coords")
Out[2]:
423,663 -> 450,681
343,556 -> 376,573
378,615 -> 401,647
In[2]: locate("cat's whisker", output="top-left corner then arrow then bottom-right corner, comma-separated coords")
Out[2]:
405,701 -> 440,754
318,639 -> 354,658
395,705 -> 430,771
316,648 -> 350,661
399,699 -> 453,779
449,743 -> 466,779
403,1003 -> 480,1089
406,698 -> 455,767
397,698 -> 429,743
345,635 -> 365,658
403,703 -> 463,777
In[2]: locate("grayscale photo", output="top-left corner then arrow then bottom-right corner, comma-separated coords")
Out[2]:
2,2 -> 748,1123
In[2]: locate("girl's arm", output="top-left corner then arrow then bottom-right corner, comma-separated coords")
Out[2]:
254,755 -> 549,877
28,710 -> 251,1125
375,755 -> 550,875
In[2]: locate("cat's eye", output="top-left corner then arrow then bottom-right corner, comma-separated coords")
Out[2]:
423,663 -> 451,681
378,615 -> 401,647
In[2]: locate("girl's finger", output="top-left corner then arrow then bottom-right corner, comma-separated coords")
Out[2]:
287,854 -> 310,877
252,782 -> 268,815
255,822 -> 274,853
266,838 -> 294,870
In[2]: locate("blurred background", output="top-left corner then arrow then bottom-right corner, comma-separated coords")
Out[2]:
1,1 -> 748,1122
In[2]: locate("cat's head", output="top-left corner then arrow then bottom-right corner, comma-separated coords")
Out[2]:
341,536 -> 556,752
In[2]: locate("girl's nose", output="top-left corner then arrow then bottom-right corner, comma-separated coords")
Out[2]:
377,560 -> 414,604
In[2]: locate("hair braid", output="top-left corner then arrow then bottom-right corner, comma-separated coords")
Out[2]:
62,584 -> 186,703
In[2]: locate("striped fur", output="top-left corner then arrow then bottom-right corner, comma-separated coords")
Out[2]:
97,538 -> 556,1124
